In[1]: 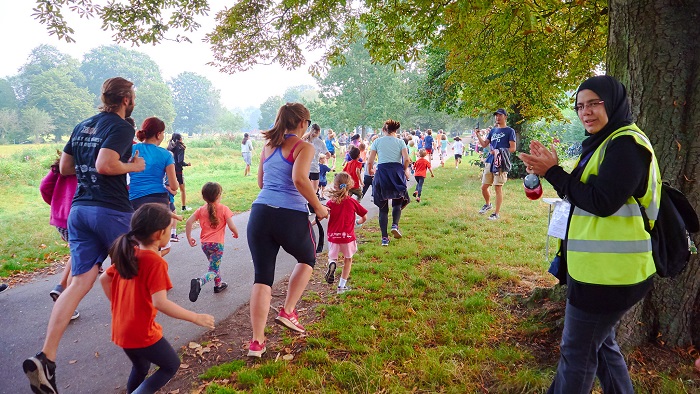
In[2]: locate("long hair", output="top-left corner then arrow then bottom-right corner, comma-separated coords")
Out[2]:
242,132 -> 249,145
136,117 -> 165,142
262,103 -> 310,147
385,119 -> 400,133
109,203 -> 172,279
327,172 -> 354,204
167,132 -> 184,151
99,77 -> 134,113
201,182 -> 223,227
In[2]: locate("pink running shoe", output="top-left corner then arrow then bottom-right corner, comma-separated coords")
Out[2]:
247,340 -> 266,358
275,307 -> 305,333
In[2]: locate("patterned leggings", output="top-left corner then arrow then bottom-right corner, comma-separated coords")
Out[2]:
200,242 -> 224,286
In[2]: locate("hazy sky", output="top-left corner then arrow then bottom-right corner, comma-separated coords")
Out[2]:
0,1 -> 319,110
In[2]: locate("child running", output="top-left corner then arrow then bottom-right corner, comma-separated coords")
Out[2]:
40,153 -> 80,320
342,146 -> 364,201
324,172 -> 368,293
100,203 -> 215,394
453,137 -> 465,169
186,182 -> 239,302
412,149 -> 435,203
318,156 -> 332,200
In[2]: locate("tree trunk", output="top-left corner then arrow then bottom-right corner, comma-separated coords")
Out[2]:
608,0 -> 700,349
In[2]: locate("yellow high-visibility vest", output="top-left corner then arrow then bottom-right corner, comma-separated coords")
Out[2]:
567,124 -> 661,285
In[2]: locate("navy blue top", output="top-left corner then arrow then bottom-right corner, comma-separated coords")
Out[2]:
485,127 -> 516,164
63,112 -> 135,212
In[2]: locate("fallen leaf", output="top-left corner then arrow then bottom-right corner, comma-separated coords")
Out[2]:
180,364 -> 189,369
188,342 -> 202,349
68,360 -> 77,364
94,352 -> 99,358
282,354 -> 294,361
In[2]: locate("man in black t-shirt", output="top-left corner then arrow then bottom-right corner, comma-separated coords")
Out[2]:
23,77 -> 145,394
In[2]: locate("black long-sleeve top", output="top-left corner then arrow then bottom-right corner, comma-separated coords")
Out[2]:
545,135 -> 653,313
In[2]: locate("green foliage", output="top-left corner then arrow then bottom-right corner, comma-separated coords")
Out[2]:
0,109 -> 20,143
258,96 -> 284,130
216,110 -> 245,133
10,45 -> 85,103
25,67 -> 94,141
0,78 -> 18,110
33,0 -> 209,46
20,107 -> 55,144
170,72 -> 221,134
80,45 -> 175,126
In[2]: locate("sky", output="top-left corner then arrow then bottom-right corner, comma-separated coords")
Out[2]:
0,1 -> 319,110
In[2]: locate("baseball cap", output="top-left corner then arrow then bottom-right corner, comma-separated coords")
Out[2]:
493,108 -> 507,116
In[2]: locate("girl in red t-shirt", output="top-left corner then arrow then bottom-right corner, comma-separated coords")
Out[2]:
100,203 -> 215,394
185,182 -> 239,302
324,172 -> 368,294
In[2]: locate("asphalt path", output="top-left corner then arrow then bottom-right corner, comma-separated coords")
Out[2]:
0,173 -> 416,393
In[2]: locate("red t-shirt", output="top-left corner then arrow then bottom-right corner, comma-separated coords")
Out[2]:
193,202 -> 234,244
342,160 -> 363,189
325,197 -> 368,244
414,158 -> 431,177
107,249 -> 173,349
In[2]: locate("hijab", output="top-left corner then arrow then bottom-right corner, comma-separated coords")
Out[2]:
576,75 -> 634,160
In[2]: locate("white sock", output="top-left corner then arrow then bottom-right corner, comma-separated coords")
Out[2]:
339,278 -> 347,288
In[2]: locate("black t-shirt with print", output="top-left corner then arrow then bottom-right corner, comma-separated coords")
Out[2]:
63,112 -> 135,212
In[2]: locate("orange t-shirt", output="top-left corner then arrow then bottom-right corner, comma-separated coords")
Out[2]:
107,249 -> 173,349
193,203 -> 234,244
414,158 -> 431,177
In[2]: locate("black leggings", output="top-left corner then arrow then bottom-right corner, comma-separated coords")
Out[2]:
378,199 -> 403,238
247,204 -> 317,286
361,175 -> 374,197
122,337 -> 180,394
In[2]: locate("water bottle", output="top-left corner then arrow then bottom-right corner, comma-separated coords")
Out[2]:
523,173 -> 543,200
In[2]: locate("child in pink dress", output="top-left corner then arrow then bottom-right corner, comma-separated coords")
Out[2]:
324,172 -> 368,293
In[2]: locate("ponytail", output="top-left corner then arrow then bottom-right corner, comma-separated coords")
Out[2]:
109,232 -> 140,279
201,182 -> 223,227
328,171 -> 354,204
207,201 -> 219,227
108,203 -> 172,279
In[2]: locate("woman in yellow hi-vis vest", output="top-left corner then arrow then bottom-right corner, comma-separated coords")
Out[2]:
520,75 -> 660,394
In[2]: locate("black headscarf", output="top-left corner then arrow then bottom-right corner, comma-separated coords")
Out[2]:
576,75 -> 634,160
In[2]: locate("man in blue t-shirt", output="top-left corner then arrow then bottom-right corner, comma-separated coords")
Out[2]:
476,108 -> 516,220
23,77 -> 145,394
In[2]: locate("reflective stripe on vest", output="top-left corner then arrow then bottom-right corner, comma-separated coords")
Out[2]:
567,124 -> 661,285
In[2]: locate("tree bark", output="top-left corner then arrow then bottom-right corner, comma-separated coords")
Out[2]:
607,0 -> 700,349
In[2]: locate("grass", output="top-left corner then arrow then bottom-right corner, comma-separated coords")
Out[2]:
192,154 -> 697,393
0,137 -> 260,277
2,140 -> 696,391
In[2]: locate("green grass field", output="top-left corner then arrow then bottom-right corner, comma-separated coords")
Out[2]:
1,139 -> 695,392
0,138 -> 261,277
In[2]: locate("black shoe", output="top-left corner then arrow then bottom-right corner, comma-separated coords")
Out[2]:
325,261 -> 336,284
214,282 -> 228,293
189,278 -> 201,302
0,283 -> 8,293
23,352 -> 58,394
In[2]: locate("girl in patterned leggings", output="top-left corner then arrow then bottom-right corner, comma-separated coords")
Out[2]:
185,182 -> 239,302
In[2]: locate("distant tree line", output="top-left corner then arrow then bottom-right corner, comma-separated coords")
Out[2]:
0,44 -> 251,143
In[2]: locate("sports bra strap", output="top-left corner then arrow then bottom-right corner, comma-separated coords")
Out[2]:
287,140 -> 304,162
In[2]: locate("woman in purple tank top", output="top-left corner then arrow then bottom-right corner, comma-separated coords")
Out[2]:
246,103 -> 329,358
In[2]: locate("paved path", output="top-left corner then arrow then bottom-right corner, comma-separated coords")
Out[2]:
0,152 -> 444,393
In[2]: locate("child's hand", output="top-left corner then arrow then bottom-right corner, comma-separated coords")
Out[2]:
194,313 -> 215,329
231,230 -> 239,239
188,237 -> 197,247
171,213 -> 183,221
431,173 -> 435,177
